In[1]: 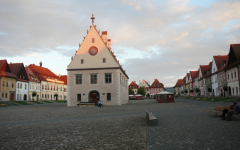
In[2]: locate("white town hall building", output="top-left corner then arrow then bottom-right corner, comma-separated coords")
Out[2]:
67,15 -> 129,106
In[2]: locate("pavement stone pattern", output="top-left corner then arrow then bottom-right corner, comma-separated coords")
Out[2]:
0,99 -> 239,150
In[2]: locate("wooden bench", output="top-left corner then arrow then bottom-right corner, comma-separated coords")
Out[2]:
145,108 -> 158,125
209,106 -> 229,116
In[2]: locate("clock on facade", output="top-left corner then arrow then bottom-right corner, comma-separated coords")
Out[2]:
88,46 -> 98,56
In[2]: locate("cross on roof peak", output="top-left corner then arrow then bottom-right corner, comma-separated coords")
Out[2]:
91,14 -> 95,25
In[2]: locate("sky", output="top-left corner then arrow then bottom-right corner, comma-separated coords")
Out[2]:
1,0 -> 240,87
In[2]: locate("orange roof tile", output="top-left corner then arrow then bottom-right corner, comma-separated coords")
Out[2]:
174,79 -> 183,87
150,79 -> 164,88
60,75 -> 67,85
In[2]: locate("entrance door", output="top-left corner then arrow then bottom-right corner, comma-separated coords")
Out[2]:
89,90 -> 100,103
229,86 -> 231,96
24,94 -> 27,101
10,93 -> 14,101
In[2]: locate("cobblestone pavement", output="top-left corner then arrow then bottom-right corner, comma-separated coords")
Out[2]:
0,99 -> 239,150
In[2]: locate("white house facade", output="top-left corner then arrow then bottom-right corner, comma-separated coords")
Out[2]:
67,15 -> 129,106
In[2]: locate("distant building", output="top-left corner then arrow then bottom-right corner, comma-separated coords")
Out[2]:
149,79 -> 165,95
0,60 -> 17,101
139,79 -> 150,96
9,63 -> 29,101
173,79 -> 183,96
129,81 -> 139,95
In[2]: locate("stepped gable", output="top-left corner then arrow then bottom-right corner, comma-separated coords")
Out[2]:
25,66 -> 40,83
150,79 -> 164,88
213,55 -> 228,70
60,75 -> 67,85
0,60 -> 17,78
174,79 -> 183,87
129,81 -> 138,88
9,63 -> 29,81
28,64 -> 64,83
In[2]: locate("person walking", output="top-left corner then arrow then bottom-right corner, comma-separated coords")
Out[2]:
98,100 -> 103,108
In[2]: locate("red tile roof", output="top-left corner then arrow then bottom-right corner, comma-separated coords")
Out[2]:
129,81 -> 138,88
190,71 -> 198,79
174,79 -> 183,87
28,64 -> 64,84
8,63 -> 22,76
60,75 -> 67,85
25,66 -> 40,83
213,55 -> 228,70
0,60 -> 18,79
216,53 -> 229,73
150,79 -> 164,88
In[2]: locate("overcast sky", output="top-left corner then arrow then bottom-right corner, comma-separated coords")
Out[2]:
1,0 -> 240,87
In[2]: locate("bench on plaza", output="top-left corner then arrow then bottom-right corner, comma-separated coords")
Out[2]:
209,106 -> 229,116
209,106 -> 240,120
77,102 -> 96,107
145,108 -> 158,125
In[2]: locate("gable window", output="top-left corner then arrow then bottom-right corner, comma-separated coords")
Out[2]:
105,73 -> 112,83
77,94 -> 81,101
157,84 -> 159,86
103,58 -> 106,63
92,38 -> 95,43
90,74 -> 97,84
76,74 -> 82,84
107,93 -> 111,100
81,59 -> 84,64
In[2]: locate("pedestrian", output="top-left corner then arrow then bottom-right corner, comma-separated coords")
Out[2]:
221,101 -> 240,121
98,100 -> 103,108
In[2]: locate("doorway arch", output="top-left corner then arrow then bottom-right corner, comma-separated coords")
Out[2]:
229,86 -> 231,96
24,94 -> 27,101
88,90 -> 100,103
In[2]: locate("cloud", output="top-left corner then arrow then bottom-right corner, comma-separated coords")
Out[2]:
0,0 -> 240,87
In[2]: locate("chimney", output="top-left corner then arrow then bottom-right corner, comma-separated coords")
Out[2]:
40,61 -> 42,67
102,31 -> 107,44
107,39 -> 111,49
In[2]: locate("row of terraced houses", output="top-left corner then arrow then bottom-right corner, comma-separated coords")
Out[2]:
128,79 -> 165,97
0,60 -> 67,101
174,44 -> 240,97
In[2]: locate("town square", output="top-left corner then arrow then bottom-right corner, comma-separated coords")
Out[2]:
1,0 -> 240,150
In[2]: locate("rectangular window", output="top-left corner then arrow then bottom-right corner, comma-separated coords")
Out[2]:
81,59 -> 84,64
5,93 -> 7,98
20,94 -> 22,100
126,80 -> 127,88
48,94 -> 49,98
2,81 -> 4,87
33,85 -> 34,90
120,73 -> 122,83
17,94 -> 19,100
235,72 -> 237,78
156,89 -> 157,91
6,82 -> 8,87
45,94 -> 46,98
20,83 -> 22,88
91,74 -> 97,84
76,74 -> 82,84
105,73 -> 112,83
12,83 -> 14,88
42,94 -> 44,99
92,38 -> 95,43
103,58 -> 106,63
77,94 -> 81,101
236,87 -> 238,94
107,93 -> 111,100
2,93 -> 4,98
30,85 -> 31,90
233,88 -> 234,94
25,84 -> 27,90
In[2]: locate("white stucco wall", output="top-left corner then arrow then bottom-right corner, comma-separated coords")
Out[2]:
16,81 -> 28,101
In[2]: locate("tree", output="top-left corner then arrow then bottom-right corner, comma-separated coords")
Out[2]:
129,88 -> 134,95
137,87 -> 146,96
32,91 -> 37,100
195,88 -> 200,93
190,90 -> 194,93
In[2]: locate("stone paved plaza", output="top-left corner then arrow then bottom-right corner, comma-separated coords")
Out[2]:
0,99 -> 240,150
